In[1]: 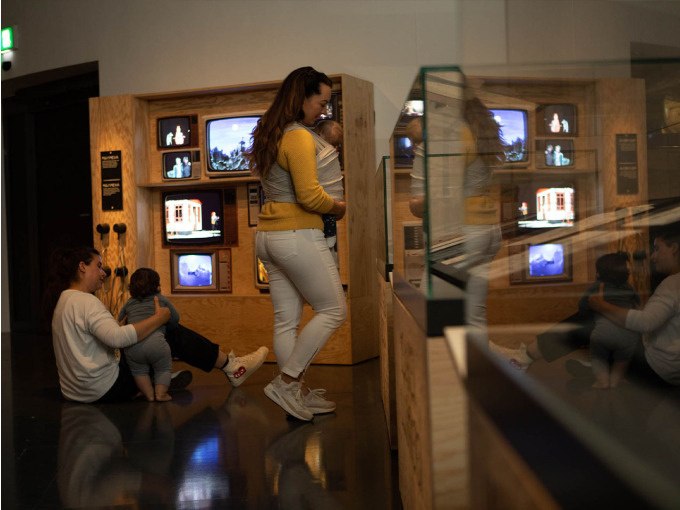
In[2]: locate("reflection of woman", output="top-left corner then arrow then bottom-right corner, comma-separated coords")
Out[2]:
248,67 -> 347,421
589,229 -> 680,386
460,96 -> 504,345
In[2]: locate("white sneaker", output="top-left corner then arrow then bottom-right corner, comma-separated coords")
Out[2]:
303,388 -> 336,414
223,346 -> 269,387
264,375 -> 313,421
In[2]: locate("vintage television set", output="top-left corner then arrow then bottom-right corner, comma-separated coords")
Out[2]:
490,108 -> 529,165
170,248 -> 232,293
161,150 -> 201,181
162,189 -> 225,246
205,114 -> 261,177
536,103 -> 577,136
401,99 -> 424,117
158,115 -> 198,149
514,181 -> 576,231
509,241 -> 573,284
393,133 -> 416,168
535,139 -> 575,168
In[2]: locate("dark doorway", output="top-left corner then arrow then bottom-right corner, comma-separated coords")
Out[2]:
2,63 -> 99,332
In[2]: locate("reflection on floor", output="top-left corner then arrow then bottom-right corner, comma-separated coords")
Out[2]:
3,333 -> 401,509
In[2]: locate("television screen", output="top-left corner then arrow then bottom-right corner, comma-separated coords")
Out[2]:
163,189 -> 224,245
393,134 -> 415,168
402,100 -> 424,117
158,116 -> 196,148
255,256 -> 269,289
490,109 -> 528,163
536,104 -> 576,136
528,243 -> 566,278
206,115 -> 260,175
176,253 -> 214,287
162,150 -> 200,180
536,139 -> 574,167
516,183 -> 575,229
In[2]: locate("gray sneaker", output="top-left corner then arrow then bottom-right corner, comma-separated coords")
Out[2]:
264,375 -> 313,421
223,346 -> 269,387
303,388 -> 336,414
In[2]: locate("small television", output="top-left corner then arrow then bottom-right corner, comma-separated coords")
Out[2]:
490,108 -> 529,164
536,104 -> 576,136
317,93 -> 341,122
515,182 -> 576,230
158,115 -> 198,149
393,134 -> 415,168
536,139 -> 574,168
170,249 -> 232,293
510,242 -> 572,284
255,255 -> 269,290
162,189 -> 225,246
205,115 -> 261,177
161,150 -> 201,181
401,100 -> 424,117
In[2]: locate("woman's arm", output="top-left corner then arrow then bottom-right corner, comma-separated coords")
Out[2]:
131,297 -> 171,341
588,283 -> 629,327
159,294 -> 180,327
281,129 -> 336,214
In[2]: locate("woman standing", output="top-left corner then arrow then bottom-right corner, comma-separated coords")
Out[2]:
248,67 -> 347,421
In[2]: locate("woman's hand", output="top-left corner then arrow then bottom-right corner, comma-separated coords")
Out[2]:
588,283 -> 605,312
154,296 -> 171,322
331,200 -> 346,220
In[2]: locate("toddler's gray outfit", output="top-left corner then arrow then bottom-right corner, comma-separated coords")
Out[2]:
118,294 -> 180,387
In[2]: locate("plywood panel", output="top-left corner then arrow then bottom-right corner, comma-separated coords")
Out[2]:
394,296 -> 432,510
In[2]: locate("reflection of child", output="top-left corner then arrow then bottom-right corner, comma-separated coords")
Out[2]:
579,252 -> 641,388
118,268 -> 180,401
171,157 -> 183,178
166,132 -> 174,146
313,120 -> 344,251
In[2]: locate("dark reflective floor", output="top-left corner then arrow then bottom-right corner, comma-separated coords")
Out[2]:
2,333 -> 401,509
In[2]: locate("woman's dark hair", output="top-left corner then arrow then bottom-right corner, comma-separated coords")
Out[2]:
247,66 -> 332,178
42,246 -> 100,324
464,96 -> 504,166
128,268 -> 160,299
596,251 -> 630,286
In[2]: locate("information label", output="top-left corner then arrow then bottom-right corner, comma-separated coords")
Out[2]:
616,134 -> 638,195
101,150 -> 123,210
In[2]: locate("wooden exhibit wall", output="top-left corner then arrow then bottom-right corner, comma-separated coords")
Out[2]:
89,75 -> 377,364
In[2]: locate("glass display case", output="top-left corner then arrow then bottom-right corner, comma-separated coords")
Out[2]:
389,63 -> 680,508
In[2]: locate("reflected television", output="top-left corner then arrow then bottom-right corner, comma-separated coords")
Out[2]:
516,183 -> 575,230
510,242 -> 573,284
536,139 -> 575,168
490,108 -> 529,164
536,104 -> 577,136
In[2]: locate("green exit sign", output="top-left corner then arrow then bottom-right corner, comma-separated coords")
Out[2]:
2,27 -> 14,53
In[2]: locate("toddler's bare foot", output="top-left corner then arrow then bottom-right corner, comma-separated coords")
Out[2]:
155,393 -> 172,402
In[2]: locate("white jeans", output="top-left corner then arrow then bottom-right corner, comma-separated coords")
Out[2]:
461,224 -> 502,345
256,229 -> 347,378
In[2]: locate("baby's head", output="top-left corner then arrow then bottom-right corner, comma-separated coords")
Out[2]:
596,252 -> 630,285
129,267 -> 161,299
315,120 -> 343,147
